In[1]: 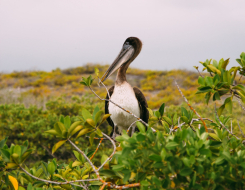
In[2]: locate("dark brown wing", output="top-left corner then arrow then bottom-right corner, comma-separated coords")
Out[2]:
105,86 -> 115,136
133,87 -> 149,124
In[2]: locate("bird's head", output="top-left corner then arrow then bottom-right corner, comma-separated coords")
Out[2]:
100,37 -> 142,82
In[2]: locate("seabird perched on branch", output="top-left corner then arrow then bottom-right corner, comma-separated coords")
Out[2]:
101,37 -> 149,138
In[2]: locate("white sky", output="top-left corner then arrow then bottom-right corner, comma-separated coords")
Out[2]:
0,0 -> 245,72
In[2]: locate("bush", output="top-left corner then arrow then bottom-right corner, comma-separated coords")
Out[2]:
0,52 -> 245,189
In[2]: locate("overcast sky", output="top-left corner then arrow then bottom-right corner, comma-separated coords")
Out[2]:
0,0 -> 244,72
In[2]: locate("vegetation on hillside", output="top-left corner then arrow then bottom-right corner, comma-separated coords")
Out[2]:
0,52 -> 245,189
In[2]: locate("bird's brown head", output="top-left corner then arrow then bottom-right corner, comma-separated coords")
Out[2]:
101,37 -> 142,83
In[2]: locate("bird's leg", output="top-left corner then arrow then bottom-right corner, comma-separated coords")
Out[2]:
131,126 -> 135,136
111,124 -> 118,140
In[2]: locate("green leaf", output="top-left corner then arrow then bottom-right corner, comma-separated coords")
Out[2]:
218,58 -> 224,70
0,137 -> 7,148
216,82 -> 227,89
112,164 -> 124,171
101,154 -> 109,165
14,145 -> 21,156
6,163 -> 18,169
136,121 -> 145,133
141,180 -> 149,186
218,104 -> 225,116
181,116 -> 189,123
236,59 -> 243,67
86,118 -> 96,128
213,92 -> 220,101
196,86 -> 212,94
47,162 -> 55,175
64,116 -> 71,130
149,154 -> 162,162
76,128 -> 92,138
160,148 -> 167,160
165,142 -> 179,149
222,151 -> 231,162
198,76 -> 205,86
93,105 -> 100,120
21,150 -> 32,163
136,133 -> 146,141
68,121 -> 83,136
233,84 -> 245,95
154,110 -> 160,118
205,92 -> 211,105
89,132 -> 95,146
159,103 -> 165,116
54,122 -> 66,137
221,58 -> 230,70
225,97 -> 232,114
72,160 -> 83,168
214,157 -> 225,165
208,133 -> 221,141
205,76 -> 213,86
1,149 -> 10,161
82,108 -> 92,120
213,74 -> 220,86
70,125 -> 83,137
45,129 -> 59,136
94,110 -> 103,125
199,148 -> 211,156
180,168 -> 192,176
95,68 -> 99,77
162,116 -> 172,125
182,157 -> 191,167
95,128 -> 103,137
27,183 -> 32,190
100,114 -> 111,124
181,107 -> 188,118
52,140 -> 67,154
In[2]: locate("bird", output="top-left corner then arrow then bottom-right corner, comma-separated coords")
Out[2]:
100,37 -> 149,138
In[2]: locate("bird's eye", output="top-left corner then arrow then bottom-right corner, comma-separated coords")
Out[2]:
123,42 -> 130,49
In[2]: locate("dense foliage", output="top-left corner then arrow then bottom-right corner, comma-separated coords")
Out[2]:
0,52 -> 245,189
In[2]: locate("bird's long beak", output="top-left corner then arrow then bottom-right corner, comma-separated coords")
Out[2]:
100,45 -> 135,82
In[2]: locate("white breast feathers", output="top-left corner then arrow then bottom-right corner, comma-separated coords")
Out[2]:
109,82 -> 140,134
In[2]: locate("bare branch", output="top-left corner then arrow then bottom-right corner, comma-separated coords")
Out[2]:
214,104 -> 239,139
237,120 -> 245,138
178,117 -> 181,130
19,165 -> 97,187
237,99 -> 245,112
175,81 -> 208,132
90,138 -> 103,160
127,120 -> 137,134
98,77 -> 110,99
97,132 -> 116,171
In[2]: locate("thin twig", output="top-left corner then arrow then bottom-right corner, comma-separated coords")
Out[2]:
127,120 -> 137,134
98,77 -> 111,99
175,81 -> 208,132
90,138 -> 103,160
97,132 -> 116,171
178,117 -> 181,130
19,165 -> 96,186
237,99 -> 245,112
214,104 -> 239,139
237,120 -> 245,138
196,68 -> 204,78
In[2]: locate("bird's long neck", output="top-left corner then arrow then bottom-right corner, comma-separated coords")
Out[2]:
115,61 -> 130,85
